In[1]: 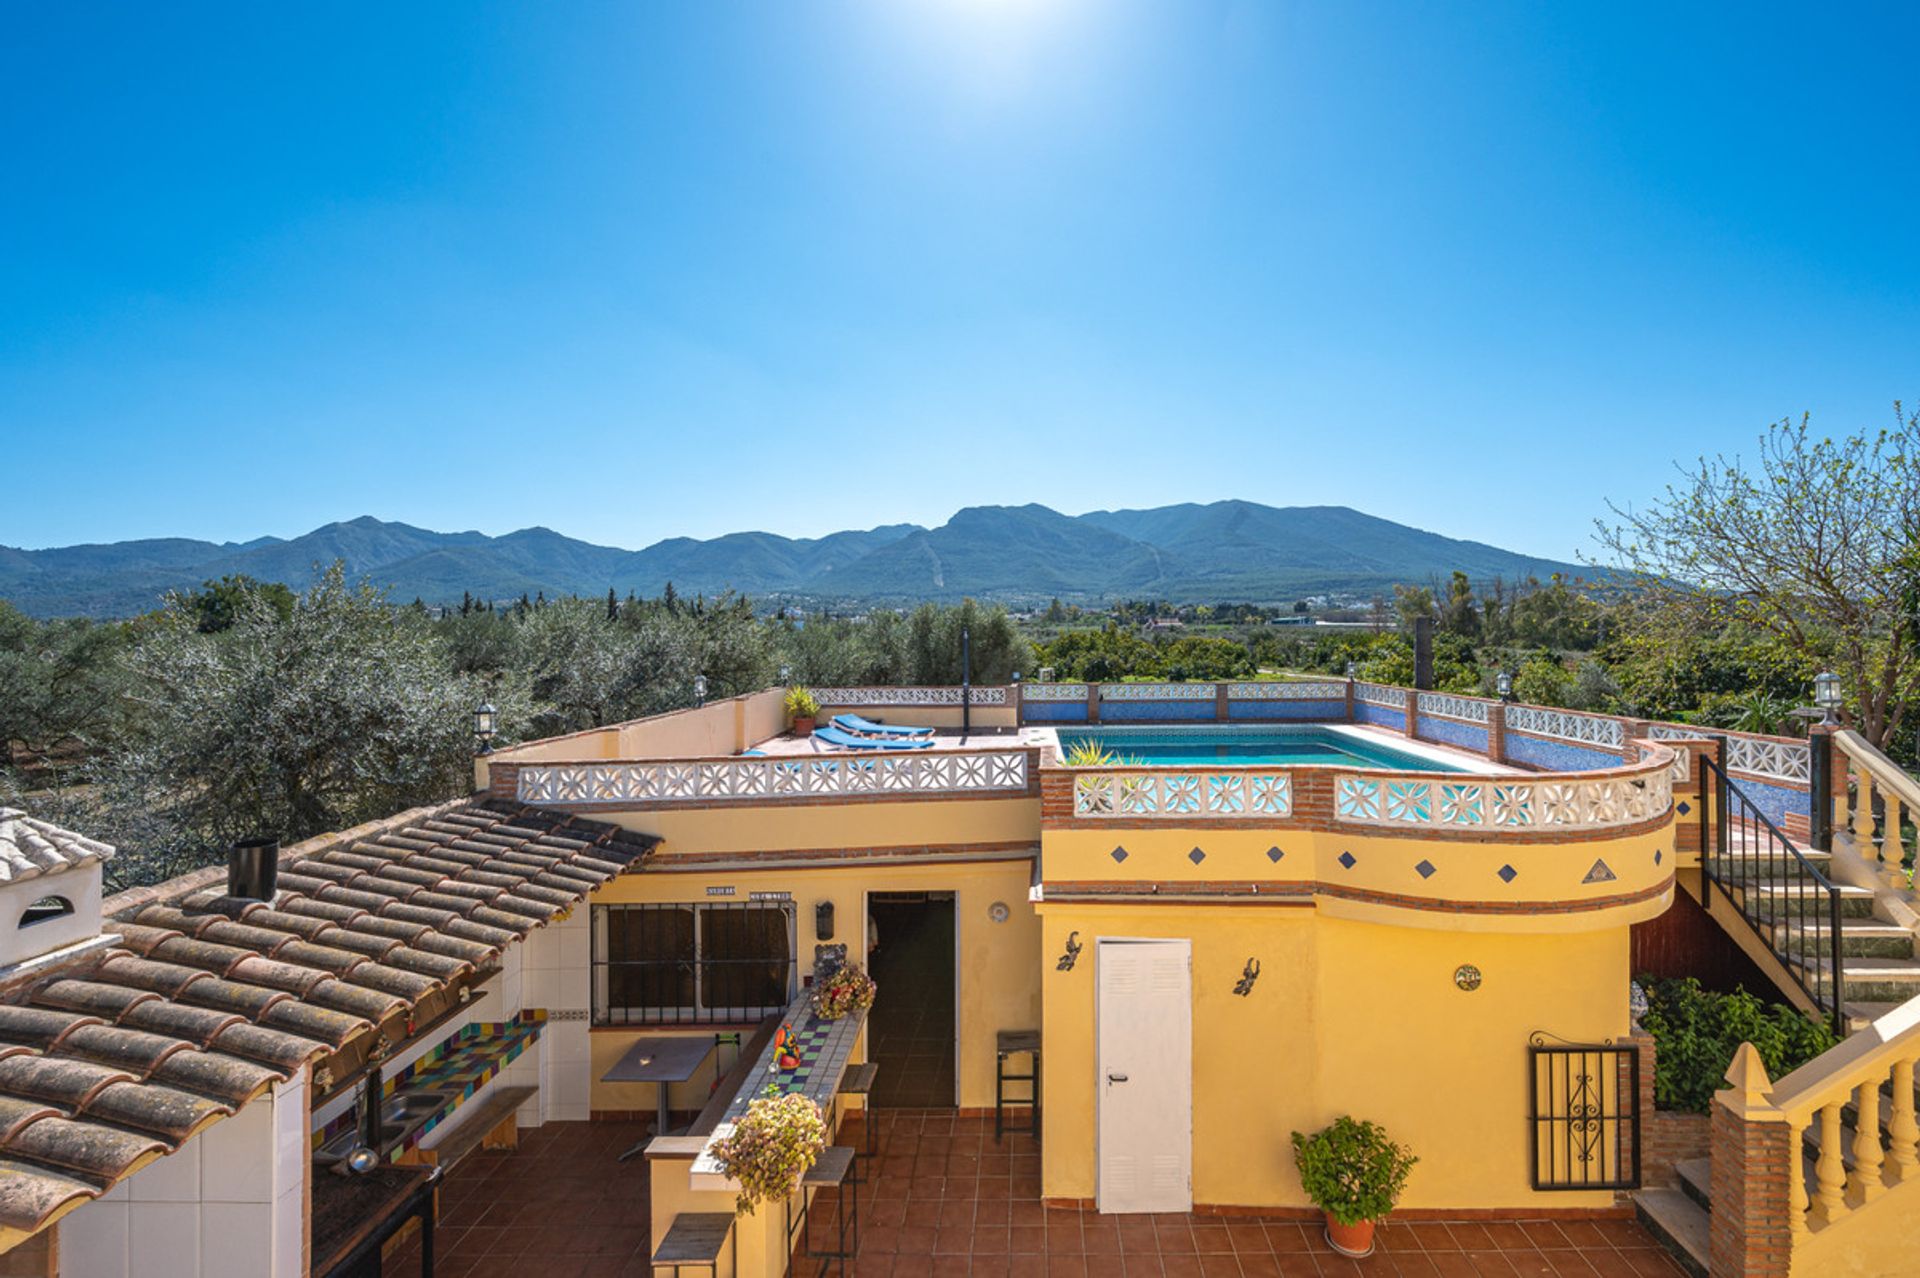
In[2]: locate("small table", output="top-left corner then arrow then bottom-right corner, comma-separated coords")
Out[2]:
605,1036 -> 718,1161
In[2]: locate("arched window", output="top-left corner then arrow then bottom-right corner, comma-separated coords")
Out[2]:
21,897 -> 74,927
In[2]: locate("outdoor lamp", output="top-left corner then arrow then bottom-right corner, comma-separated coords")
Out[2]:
1496,671 -> 1514,702
1813,671 -> 1842,724
779,664 -> 792,685
1345,661 -> 1357,679
473,702 -> 497,755
693,675 -> 709,707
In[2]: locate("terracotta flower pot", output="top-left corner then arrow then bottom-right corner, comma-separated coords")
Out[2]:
1324,1215 -> 1376,1258
792,716 -> 816,736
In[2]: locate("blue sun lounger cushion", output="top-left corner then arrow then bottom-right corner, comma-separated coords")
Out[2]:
813,725 -> 935,750
831,713 -> 934,738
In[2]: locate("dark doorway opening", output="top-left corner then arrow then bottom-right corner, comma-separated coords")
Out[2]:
865,891 -> 955,1107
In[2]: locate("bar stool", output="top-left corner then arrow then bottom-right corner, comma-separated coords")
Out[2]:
803,1146 -> 859,1277
995,1030 -> 1041,1143
651,1211 -> 736,1278
836,1062 -> 879,1181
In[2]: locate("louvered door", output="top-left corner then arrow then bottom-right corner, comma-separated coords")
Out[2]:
1095,938 -> 1192,1213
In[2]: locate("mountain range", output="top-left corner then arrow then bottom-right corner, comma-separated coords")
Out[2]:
0,502 -> 1594,618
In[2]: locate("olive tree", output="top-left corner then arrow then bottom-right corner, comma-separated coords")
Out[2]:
1597,406 -> 1920,747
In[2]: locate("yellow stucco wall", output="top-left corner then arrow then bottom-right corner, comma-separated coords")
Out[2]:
1036,902 -> 1627,1212
590,855 -> 1041,1112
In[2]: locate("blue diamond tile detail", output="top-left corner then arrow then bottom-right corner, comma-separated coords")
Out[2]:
1677,801 -> 1691,816
1338,851 -> 1356,869
1188,847 -> 1206,865
1654,848 -> 1664,865
1497,864 -> 1518,883
1266,846 -> 1285,863
1110,846 -> 1129,863
1415,859 -> 1437,879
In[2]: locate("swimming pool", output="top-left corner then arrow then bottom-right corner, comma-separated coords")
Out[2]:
1055,726 -> 1470,772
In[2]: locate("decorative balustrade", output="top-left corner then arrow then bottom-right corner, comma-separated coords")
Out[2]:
1353,682 -> 1408,709
1071,769 -> 1293,819
1021,683 -> 1091,702
812,685 -> 1009,706
1648,723 -> 1810,786
1415,691 -> 1490,724
1331,748 -> 1674,833
1504,705 -> 1626,749
1831,729 -> 1917,892
516,750 -> 1031,806
1100,682 -> 1215,701
1223,681 -> 1346,700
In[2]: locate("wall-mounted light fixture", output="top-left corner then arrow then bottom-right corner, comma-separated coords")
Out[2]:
694,675 -> 709,708
815,900 -> 835,941
473,702 -> 497,755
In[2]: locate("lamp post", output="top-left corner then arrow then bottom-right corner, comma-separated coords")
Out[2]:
961,626 -> 972,738
473,702 -> 497,756
1344,660 -> 1357,680
1496,671 -> 1514,703
693,675 -> 708,709
1813,672 -> 1842,725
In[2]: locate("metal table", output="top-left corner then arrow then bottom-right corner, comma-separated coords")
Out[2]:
605,1035 -> 718,1161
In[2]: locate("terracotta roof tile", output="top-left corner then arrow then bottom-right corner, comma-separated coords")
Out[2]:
0,1159 -> 100,1232
0,810 -> 114,885
47,1025 -> 190,1077
3,1116 -> 166,1182
81,1079 -> 229,1143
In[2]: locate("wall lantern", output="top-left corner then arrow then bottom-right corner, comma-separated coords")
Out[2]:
1345,660 -> 1357,679
1495,671 -> 1514,702
1813,671 -> 1842,724
779,664 -> 792,685
694,674 -> 709,708
815,900 -> 835,941
473,702 -> 497,755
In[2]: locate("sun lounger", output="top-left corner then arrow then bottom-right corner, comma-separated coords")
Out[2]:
813,725 -> 935,751
831,714 -> 934,738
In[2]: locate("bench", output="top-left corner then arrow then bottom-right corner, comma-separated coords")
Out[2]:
652,1211 -> 736,1277
426,1086 -> 537,1170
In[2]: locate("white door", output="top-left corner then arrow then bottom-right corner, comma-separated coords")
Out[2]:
1096,938 -> 1193,1213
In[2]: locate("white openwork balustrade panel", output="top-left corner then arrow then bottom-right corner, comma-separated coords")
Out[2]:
1225,681 -> 1346,700
1021,683 -> 1091,703
1503,706 -> 1626,749
517,751 -> 1030,805
1646,724 -> 1809,785
1100,683 -> 1217,701
1354,683 -> 1409,709
1415,692 -> 1490,724
1072,771 -> 1294,819
812,686 -> 1009,706
1332,767 -> 1673,832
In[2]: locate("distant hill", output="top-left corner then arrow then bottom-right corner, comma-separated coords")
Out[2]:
0,504 -> 1595,618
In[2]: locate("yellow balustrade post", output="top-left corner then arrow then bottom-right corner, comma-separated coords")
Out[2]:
1890,1058 -> 1920,1183
1853,1076 -> 1886,1203
1786,1115 -> 1811,1242
1852,765 -> 1877,845
1883,794 -> 1908,887
1814,1099 -> 1850,1224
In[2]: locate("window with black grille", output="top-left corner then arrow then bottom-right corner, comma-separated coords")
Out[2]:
591,902 -> 795,1026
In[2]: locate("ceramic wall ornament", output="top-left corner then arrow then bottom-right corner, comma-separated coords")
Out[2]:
1056,931 -> 1083,971
1454,964 -> 1483,992
1233,958 -> 1261,996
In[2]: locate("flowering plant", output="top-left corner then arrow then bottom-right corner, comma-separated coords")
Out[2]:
710,1088 -> 826,1213
810,963 -> 877,1020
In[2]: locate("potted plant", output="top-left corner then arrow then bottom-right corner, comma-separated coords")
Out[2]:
709,1088 -> 827,1214
1291,1116 -> 1417,1258
785,686 -> 820,736
810,962 -> 877,1020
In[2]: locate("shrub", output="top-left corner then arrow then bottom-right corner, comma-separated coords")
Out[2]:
1637,977 -> 1838,1112
811,963 -> 877,1020
1290,1117 -> 1418,1226
784,685 -> 820,719
709,1089 -> 827,1213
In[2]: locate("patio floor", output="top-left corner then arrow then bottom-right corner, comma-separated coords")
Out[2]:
389,1111 -> 1685,1277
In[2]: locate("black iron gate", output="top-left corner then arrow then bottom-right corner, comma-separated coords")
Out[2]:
1527,1037 -> 1640,1191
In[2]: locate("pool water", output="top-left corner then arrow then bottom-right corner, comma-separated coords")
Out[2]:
1056,727 -> 1467,772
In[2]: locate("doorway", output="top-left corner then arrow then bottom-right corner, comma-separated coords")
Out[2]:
1096,937 -> 1193,1213
864,891 -> 956,1107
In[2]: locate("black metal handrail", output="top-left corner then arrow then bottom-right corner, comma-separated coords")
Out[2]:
1700,752 -> 1846,1035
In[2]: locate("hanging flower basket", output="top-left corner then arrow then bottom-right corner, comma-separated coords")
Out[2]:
810,963 -> 877,1021
710,1090 -> 827,1214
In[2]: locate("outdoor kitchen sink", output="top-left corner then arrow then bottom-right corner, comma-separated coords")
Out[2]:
313,1089 -> 456,1166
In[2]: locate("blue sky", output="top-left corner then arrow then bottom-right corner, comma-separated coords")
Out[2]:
3,2 -> 1916,561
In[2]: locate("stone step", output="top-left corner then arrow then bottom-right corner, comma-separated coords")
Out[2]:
1744,882 -> 1880,919
1791,955 -> 1920,1004
1634,1187 -> 1709,1278
1768,920 -> 1916,961
1674,1157 -> 1711,1213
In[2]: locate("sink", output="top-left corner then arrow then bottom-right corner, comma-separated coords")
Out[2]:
383,1091 -> 454,1124
315,1123 -> 405,1164
313,1091 -> 455,1166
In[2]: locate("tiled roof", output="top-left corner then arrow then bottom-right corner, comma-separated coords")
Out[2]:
0,810 -> 114,885
0,799 -> 652,1237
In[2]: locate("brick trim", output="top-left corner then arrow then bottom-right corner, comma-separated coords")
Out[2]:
1039,875 -> 1672,915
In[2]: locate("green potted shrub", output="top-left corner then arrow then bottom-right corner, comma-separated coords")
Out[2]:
1291,1116 -> 1417,1257
785,686 -> 820,736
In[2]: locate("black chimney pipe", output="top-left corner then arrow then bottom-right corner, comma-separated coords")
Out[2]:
228,837 -> 279,902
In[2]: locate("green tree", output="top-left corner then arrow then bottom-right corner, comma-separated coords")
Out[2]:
180,574 -> 296,633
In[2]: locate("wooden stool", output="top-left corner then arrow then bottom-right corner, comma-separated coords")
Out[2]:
651,1212 -> 735,1277
837,1062 -> 879,1180
803,1146 -> 858,1277
995,1030 -> 1040,1143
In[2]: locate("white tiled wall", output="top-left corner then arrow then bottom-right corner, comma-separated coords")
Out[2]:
523,909 -> 591,1121
60,1070 -> 307,1278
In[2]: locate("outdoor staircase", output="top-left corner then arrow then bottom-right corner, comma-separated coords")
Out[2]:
1635,732 -> 1920,1274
